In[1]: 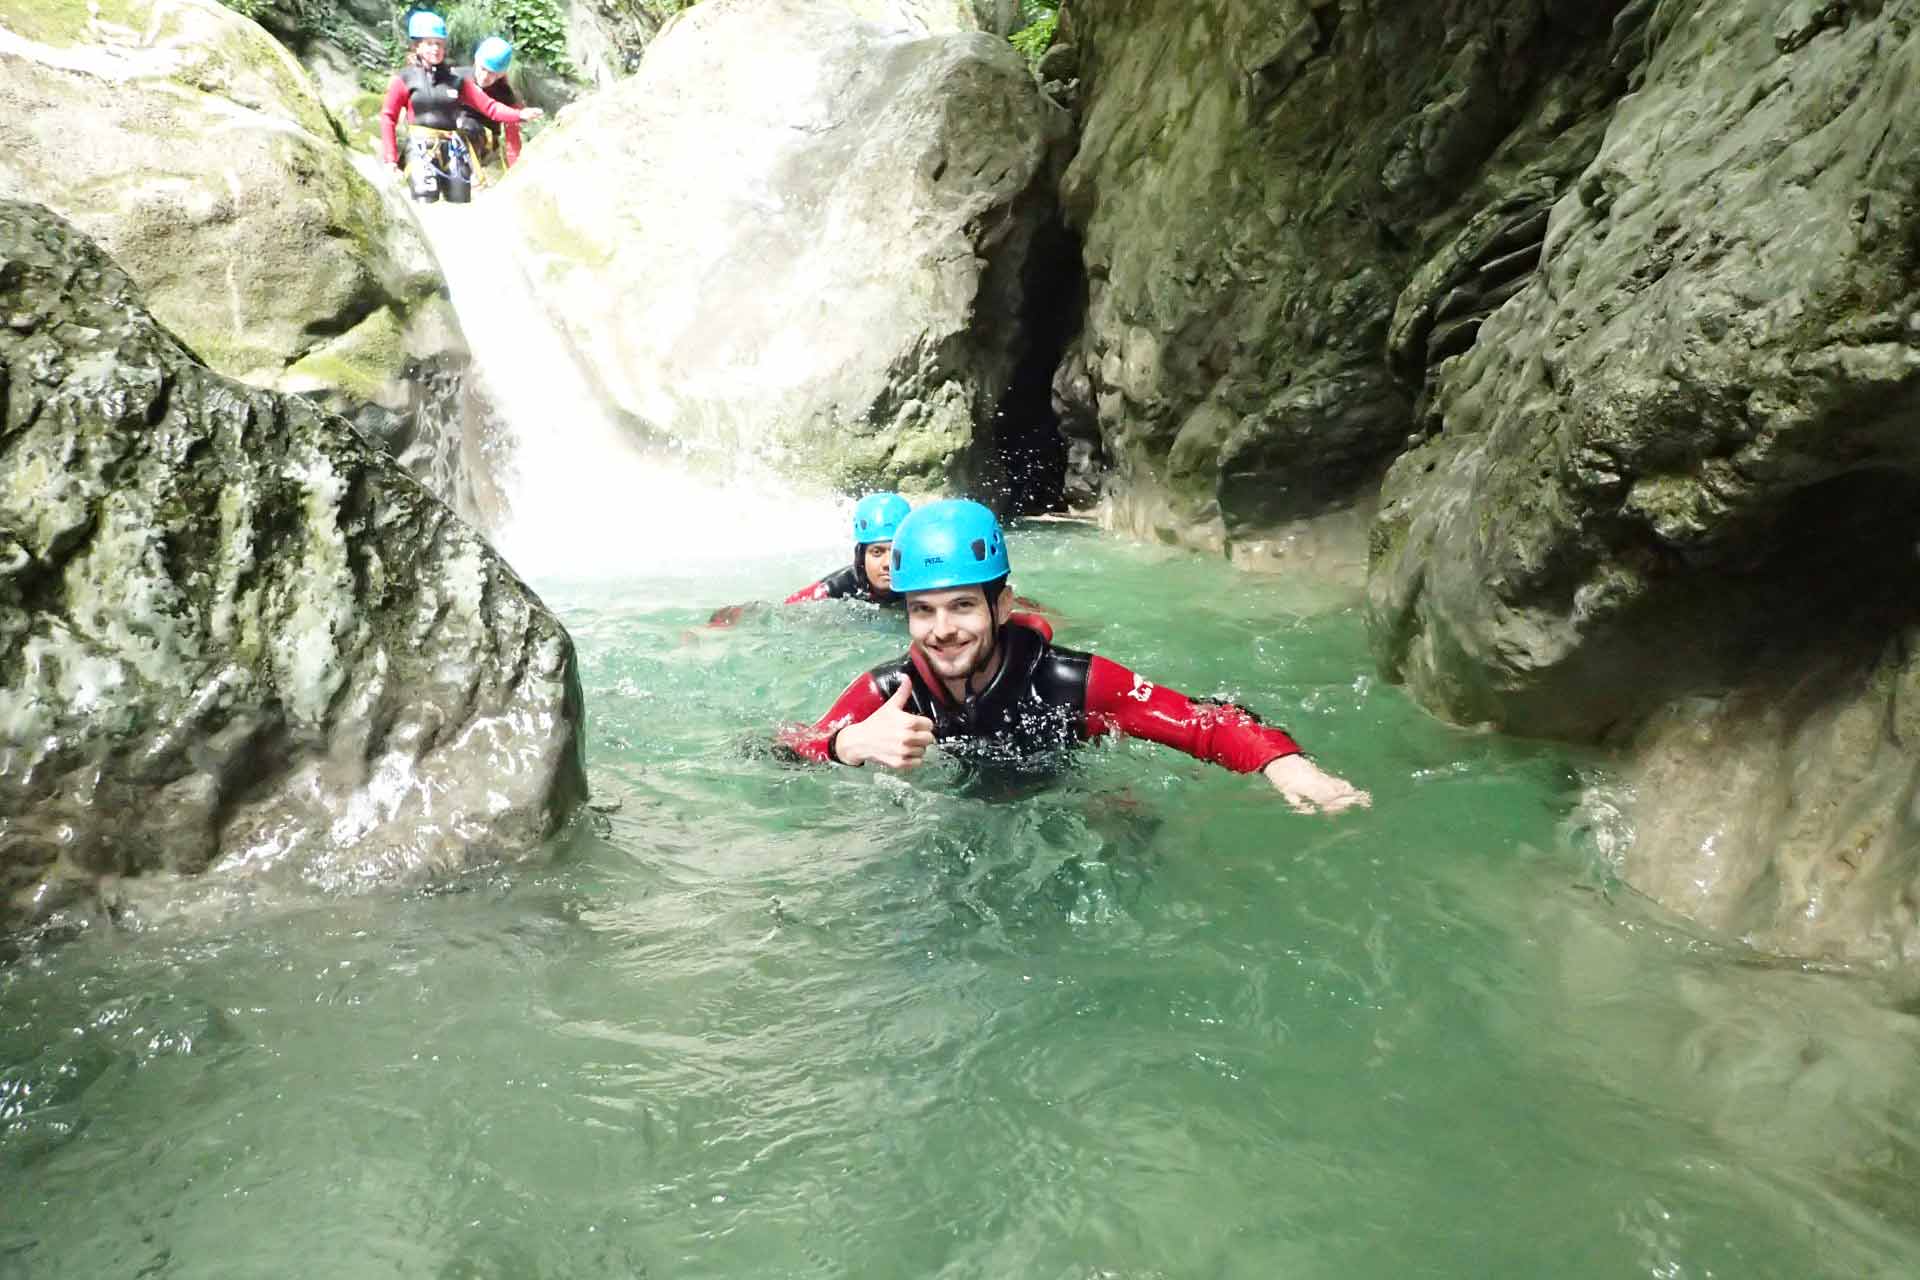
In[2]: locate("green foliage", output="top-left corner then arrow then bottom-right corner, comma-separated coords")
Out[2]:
395,1 -> 577,78
218,0 -> 271,18
1008,9 -> 1056,63
639,0 -> 699,17
1018,0 -> 1055,20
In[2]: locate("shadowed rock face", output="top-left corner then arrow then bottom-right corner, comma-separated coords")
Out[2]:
0,202 -> 587,925
1056,0 -> 1632,562
499,0 -> 1070,501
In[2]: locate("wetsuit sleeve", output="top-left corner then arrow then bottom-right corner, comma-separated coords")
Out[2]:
379,78 -> 410,165
1082,656 -> 1302,774
783,579 -> 832,605
459,79 -> 530,124
778,673 -> 889,763
504,121 -> 522,167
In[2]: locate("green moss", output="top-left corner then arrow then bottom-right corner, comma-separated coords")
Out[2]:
185,20 -> 339,142
284,306 -> 408,402
0,0 -> 137,45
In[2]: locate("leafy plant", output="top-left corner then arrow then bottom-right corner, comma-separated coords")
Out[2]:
398,0 -> 577,77
1008,8 -> 1056,64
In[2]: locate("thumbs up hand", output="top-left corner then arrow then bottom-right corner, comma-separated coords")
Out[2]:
833,681 -> 936,770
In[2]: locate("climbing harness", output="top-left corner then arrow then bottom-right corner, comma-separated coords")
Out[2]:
404,126 -> 473,203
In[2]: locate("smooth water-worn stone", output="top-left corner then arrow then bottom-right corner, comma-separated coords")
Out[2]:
0,0 -> 494,512
500,0 -> 1067,495
1056,0 -> 1629,559
1614,631 -> 1920,967
0,202 -> 586,925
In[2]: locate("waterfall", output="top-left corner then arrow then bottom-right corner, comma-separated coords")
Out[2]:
411,199 -> 845,582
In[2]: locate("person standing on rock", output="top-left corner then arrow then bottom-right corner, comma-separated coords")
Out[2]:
779,500 -> 1370,813
379,12 -> 541,204
454,36 -> 526,175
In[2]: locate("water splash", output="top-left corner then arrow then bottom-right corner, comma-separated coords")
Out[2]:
412,200 -> 845,581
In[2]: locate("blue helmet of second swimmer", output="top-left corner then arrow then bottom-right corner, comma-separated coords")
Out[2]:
851,492 -> 911,546
407,10 -> 448,39
889,499 -> 1008,594
475,36 -> 513,72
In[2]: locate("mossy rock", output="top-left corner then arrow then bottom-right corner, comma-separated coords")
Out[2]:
0,0 -> 449,405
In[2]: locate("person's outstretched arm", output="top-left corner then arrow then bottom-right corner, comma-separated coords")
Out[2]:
783,579 -> 835,604
458,80 -> 541,125
779,676 -> 932,768
1083,656 -> 1370,813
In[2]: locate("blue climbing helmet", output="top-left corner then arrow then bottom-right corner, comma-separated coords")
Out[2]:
851,492 -> 911,546
406,10 -> 448,39
889,499 -> 1009,594
475,36 -> 513,72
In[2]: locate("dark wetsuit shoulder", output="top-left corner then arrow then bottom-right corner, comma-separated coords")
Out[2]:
817,564 -> 866,600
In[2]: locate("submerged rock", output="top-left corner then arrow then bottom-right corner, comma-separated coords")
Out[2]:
0,202 -> 587,925
499,0 -> 1069,498
1616,631 -> 1920,967
0,0 -> 496,515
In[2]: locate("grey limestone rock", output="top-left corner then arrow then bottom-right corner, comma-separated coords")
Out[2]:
1368,0 -> 1920,962
1057,0 -> 1630,560
498,0 -> 1069,497
0,201 -> 587,925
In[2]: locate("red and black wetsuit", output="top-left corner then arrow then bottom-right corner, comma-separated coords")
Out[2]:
783,561 -> 898,607
452,69 -> 524,167
379,66 -> 530,166
781,618 -> 1303,774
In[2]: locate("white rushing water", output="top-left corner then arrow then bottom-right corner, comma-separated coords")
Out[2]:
412,198 -> 846,581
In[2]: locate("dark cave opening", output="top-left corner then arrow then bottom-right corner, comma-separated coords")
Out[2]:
982,214 -> 1087,517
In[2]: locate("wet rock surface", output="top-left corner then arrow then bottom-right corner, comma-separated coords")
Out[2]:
1369,0 -> 1920,739
1615,628 -> 1920,967
1364,0 -> 1920,960
0,202 -> 586,927
500,0 -> 1069,499
1056,0 -> 1630,557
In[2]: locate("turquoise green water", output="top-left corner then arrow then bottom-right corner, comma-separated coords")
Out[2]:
6,526 -> 1920,1278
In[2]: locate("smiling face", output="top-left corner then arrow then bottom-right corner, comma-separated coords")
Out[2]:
906,585 -> 1013,691
414,36 -> 447,64
862,541 -> 893,594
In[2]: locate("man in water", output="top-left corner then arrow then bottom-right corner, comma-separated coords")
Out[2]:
780,500 -> 1371,813
706,492 -> 910,627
